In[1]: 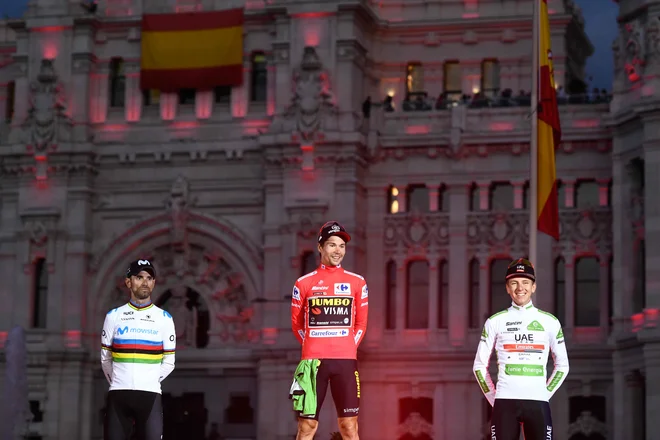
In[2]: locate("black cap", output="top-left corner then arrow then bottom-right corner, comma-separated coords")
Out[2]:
126,259 -> 156,278
505,258 -> 535,281
318,221 -> 351,244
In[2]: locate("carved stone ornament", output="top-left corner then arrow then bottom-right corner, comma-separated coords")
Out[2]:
560,209 -> 612,255
613,19 -> 649,84
466,212 -> 528,250
566,411 -> 608,438
21,59 -> 72,179
165,175 -> 196,255
396,412 -> 434,438
269,46 -> 339,141
383,212 -> 450,256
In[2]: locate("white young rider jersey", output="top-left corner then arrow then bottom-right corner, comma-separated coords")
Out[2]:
101,302 -> 176,394
473,301 -> 569,406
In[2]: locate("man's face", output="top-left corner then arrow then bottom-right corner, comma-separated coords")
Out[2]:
505,276 -> 536,307
124,271 -> 156,300
317,236 -> 346,267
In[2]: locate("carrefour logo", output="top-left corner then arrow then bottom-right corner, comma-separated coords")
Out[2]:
334,283 -> 350,295
310,329 -> 349,338
117,326 -> 158,336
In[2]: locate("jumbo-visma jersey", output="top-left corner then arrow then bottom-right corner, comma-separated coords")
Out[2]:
101,302 -> 176,394
291,264 -> 369,360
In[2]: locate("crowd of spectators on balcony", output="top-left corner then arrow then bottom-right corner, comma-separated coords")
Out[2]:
380,80 -> 611,113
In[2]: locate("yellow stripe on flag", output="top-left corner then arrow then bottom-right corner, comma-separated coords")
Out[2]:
141,26 -> 243,70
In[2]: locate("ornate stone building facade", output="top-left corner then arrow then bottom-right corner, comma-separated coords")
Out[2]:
0,0 -> 656,439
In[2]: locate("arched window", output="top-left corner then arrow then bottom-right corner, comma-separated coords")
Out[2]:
250,52 -> 267,102
437,260 -> 449,329
406,260 -> 429,329
386,260 -> 397,330
468,258 -> 480,328
32,258 -> 48,328
555,258 -> 566,325
109,57 -> 125,108
300,251 -> 317,277
490,259 -> 511,314
574,257 -> 600,326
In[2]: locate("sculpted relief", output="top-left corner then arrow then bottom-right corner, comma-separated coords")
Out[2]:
270,46 -> 338,141
612,15 -> 660,86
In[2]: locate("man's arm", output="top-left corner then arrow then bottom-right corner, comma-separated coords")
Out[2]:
160,310 -> 176,382
100,310 -> 116,385
354,281 -> 369,346
290,282 -> 306,345
473,319 -> 497,406
546,323 -> 569,399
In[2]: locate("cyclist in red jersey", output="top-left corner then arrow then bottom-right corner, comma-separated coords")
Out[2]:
290,221 -> 368,440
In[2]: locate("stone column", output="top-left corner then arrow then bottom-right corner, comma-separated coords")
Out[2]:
88,60 -> 109,124
642,339 -> 660,440
428,184 -> 440,212
448,184 -> 469,345
642,141 -> 660,307
272,36 -> 291,115
477,181 -> 490,210
611,155 -> 633,331
70,52 -> 95,140
123,63 -> 142,122
512,180 -> 525,210
625,370 -> 645,440
611,352 -> 630,440
364,186 -> 387,345
563,179 -> 576,208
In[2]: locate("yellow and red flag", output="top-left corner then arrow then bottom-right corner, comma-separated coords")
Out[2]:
537,0 -> 561,240
140,9 -> 244,92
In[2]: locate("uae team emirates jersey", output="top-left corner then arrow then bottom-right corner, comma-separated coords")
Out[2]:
291,264 -> 369,360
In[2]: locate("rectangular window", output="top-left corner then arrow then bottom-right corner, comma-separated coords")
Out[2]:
109,58 -> 126,108
406,63 -> 424,94
178,88 -> 196,105
142,89 -> 161,107
481,59 -> 500,98
443,61 -> 462,101
250,52 -> 268,102
32,258 -> 48,328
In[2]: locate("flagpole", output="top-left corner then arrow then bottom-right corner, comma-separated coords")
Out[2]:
529,0 -> 539,265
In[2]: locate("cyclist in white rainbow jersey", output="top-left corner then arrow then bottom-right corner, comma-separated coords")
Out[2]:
473,258 -> 569,440
101,259 -> 176,440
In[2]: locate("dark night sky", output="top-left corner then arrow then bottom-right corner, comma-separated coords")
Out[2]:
1,0 -> 618,90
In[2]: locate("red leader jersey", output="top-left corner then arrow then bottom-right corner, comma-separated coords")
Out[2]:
291,264 -> 369,360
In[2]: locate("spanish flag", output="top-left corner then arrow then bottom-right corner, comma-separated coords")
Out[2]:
140,9 -> 244,92
536,0 -> 561,240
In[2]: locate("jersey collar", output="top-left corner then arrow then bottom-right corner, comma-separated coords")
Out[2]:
128,300 -> 154,311
511,301 -> 535,311
319,263 -> 343,273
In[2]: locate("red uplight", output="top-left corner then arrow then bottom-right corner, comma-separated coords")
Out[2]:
405,125 -> 430,135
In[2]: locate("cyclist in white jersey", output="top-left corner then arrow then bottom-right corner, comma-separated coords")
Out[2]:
473,258 -> 569,440
101,259 -> 176,440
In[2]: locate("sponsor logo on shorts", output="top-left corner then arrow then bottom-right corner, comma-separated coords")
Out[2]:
334,283 -> 350,295
309,329 -> 349,338
343,407 -> 359,414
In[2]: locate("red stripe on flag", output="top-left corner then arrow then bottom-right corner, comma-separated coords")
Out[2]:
140,65 -> 243,92
538,66 -> 561,145
538,180 -> 559,240
142,9 -> 244,32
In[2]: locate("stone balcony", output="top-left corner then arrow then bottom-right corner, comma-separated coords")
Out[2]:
375,99 -> 611,149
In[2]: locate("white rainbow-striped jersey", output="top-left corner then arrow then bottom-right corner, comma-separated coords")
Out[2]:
101,302 -> 176,394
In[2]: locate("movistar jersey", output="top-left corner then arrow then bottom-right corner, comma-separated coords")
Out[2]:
101,302 -> 176,394
473,301 -> 569,405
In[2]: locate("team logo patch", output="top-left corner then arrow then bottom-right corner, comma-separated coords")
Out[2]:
361,284 -> 368,299
335,283 -> 350,295
292,286 -> 301,301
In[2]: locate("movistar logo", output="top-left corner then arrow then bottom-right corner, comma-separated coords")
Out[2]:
116,326 -> 158,336
527,320 -> 544,331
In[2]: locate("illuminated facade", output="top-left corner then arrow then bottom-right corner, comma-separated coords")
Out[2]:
0,0 -> 656,439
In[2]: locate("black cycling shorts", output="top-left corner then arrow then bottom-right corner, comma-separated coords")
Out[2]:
105,390 -> 163,440
299,359 -> 360,421
490,399 -> 553,440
